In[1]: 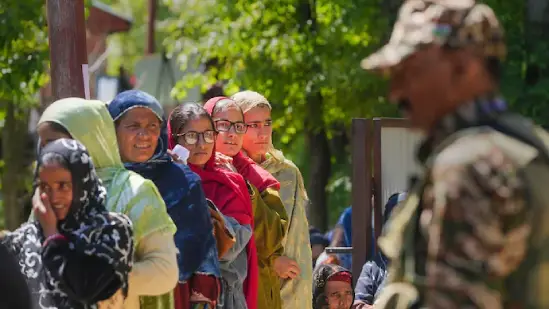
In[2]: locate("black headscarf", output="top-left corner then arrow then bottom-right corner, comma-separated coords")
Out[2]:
3,139 -> 134,308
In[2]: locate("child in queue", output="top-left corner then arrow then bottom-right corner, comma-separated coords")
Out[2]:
3,139 -> 134,309
232,90 -> 313,309
204,96 -> 292,309
168,102 -> 259,309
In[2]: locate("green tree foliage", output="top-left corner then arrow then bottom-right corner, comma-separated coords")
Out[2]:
485,0 -> 549,124
164,0 -> 391,132
105,0 -> 549,228
163,0 -> 394,228
0,0 -> 49,229
0,1 -> 49,102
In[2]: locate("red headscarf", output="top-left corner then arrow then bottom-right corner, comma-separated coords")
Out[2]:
204,97 -> 280,192
167,105 -> 258,309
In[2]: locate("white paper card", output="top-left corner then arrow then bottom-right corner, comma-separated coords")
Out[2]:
173,144 -> 190,164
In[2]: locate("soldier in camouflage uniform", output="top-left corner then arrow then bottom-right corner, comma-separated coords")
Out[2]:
360,1 -> 549,308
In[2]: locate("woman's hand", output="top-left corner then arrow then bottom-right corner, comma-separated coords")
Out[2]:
274,256 -> 301,279
33,190 -> 58,237
167,149 -> 186,164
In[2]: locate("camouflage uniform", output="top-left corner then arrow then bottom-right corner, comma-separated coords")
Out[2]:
361,1 -> 549,308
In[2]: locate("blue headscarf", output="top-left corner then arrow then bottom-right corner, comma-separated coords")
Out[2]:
108,90 -> 220,281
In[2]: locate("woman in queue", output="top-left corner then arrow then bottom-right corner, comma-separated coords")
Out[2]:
232,90 -> 313,309
312,264 -> 354,309
204,96 -> 292,309
107,90 -> 222,308
4,138 -> 134,308
35,98 -> 178,309
168,102 -> 258,309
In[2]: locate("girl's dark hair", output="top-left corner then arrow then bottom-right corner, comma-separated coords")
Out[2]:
35,152 -> 69,190
46,122 -> 71,137
211,99 -> 244,119
169,102 -> 215,136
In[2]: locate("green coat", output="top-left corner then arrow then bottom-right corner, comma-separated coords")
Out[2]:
248,184 -> 288,309
261,149 -> 313,309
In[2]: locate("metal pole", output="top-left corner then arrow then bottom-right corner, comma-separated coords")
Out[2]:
147,0 -> 157,54
46,0 -> 88,100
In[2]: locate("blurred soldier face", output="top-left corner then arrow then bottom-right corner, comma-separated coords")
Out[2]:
388,45 -> 496,132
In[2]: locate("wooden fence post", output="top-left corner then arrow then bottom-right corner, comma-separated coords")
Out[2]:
351,118 -> 373,283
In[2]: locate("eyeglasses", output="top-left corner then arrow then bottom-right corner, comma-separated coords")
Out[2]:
173,130 -> 217,145
214,120 -> 247,134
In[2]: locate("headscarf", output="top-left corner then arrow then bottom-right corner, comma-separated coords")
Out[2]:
38,98 -> 176,309
6,138 -> 134,308
37,98 -> 175,245
231,90 -> 277,158
109,89 -> 167,171
203,96 -> 280,192
108,90 -> 220,282
312,264 -> 354,309
167,105 -> 259,309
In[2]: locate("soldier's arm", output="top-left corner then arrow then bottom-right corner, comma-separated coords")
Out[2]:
425,137 -> 533,308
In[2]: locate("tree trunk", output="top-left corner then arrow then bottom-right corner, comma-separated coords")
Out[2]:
2,101 -> 31,230
305,93 -> 331,230
295,0 -> 331,230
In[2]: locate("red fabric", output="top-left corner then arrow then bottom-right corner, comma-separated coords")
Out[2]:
328,272 -> 353,285
174,276 -> 220,309
231,152 -> 280,191
203,97 -> 280,192
167,107 -> 259,309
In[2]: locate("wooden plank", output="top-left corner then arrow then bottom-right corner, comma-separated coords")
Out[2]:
351,118 -> 372,283
373,119 -> 383,246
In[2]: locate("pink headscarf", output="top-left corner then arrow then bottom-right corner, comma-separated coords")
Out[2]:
204,97 -> 280,192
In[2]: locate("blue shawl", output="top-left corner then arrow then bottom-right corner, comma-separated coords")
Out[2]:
108,90 -> 220,282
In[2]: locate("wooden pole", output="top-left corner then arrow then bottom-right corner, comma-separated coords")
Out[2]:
351,118 -> 373,284
147,0 -> 157,54
46,0 -> 89,100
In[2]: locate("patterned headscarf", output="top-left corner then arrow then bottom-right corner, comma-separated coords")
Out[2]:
5,139 -> 134,308
312,264 -> 354,309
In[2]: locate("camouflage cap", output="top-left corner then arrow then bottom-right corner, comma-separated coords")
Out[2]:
361,0 -> 506,72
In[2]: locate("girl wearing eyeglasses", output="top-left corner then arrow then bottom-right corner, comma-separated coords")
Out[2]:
232,90 -> 314,309
168,102 -> 258,309
203,97 -> 291,309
